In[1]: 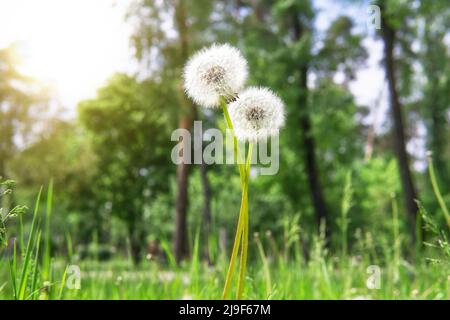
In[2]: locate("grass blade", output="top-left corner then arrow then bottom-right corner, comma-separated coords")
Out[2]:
58,266 -> 68,300
43,180 -> 53,281
18,187 -> 42,300
8,240 -> 17,299
31,230 -> 42,300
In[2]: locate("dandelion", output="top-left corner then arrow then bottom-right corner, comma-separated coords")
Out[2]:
229,87 -> 285,142
183,43 -> 248,108
182,43 -> 285,300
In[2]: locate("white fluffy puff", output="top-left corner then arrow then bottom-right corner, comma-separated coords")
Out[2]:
183,43 -> 248,108
229,87 -> 285,142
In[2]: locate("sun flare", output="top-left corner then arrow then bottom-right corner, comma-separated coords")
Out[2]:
0,0 -> 133,107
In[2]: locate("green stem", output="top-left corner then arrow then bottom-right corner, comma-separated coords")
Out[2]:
221,187 -> 246,299
427,155 -> 450,229
221,96 -> 255,299
236,143 -> 253,299
221,98 -> 245,186
221,98 -> 247,299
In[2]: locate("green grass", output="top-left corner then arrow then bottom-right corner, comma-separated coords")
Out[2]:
0,162 -> 449,300
0,196 -> 448,300
1,245 -> 447,300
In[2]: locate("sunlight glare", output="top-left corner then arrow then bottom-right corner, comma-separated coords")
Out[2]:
0,0 -> 134,109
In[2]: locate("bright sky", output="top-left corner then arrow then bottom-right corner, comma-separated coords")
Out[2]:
0,0 -> 426,168
0,0 -> 385,111
0,0 -> 134,111
0,0 -> 385,114
314,0 -> 387,130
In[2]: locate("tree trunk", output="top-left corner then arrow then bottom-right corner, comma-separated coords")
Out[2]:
291,13 -> 330,237
172,0 -> 193,263
173,118 -> 191,263
128,214 -> 145,265
430,108 -> 449,192
381,11 -> 419,241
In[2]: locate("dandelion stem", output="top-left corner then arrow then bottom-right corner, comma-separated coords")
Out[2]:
236,143 -> 253,299
220,97 -> 253,299
220,97 -> 245,186
220,97 -> 247,299
221,188 -> 246,299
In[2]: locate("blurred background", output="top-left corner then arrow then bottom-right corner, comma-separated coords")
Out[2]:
0,0 -> 449,273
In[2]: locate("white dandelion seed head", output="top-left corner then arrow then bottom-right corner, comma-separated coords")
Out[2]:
183,43 -> 248,108
229,87 -> 285,142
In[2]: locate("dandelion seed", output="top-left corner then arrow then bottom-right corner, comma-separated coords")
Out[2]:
229,87 -> 285,142
183,43 -> 248,108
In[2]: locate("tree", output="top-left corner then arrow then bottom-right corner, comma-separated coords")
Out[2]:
127,0 -> 215,263
228,0 -> 331,235
290,9 -> 331,238
10,118 -> 99,243
379,0 -> 419,240
78,74 -> 175,263
0,46 -> 47,180
316,16 -> 368,86
419,1 -> 450,193
223,1 -> 367,241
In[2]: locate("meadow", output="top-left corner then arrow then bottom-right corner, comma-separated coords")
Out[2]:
1,0 -> 450,301
1,174 -> 448,300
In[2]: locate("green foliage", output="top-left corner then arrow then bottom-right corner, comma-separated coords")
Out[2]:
352,157 -> 401,237
0,46 -> 48,180
316,16 -> 368,81
0,179 -> 27,248
78,74 -> 176,262
0,0 -> 450,300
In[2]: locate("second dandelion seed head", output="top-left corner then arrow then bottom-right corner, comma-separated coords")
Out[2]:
229,87 -> 285,142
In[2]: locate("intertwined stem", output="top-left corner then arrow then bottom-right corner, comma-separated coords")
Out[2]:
236,143 -> 253,299
221,181 -> 246,299
221,98 -> 245,185
220,98 -> 252,299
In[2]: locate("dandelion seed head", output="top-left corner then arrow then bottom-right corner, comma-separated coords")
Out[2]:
184,43 -> 248,108
201,65 -> 226,87
245,106 -> 266,125
229,87 -> 285,142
